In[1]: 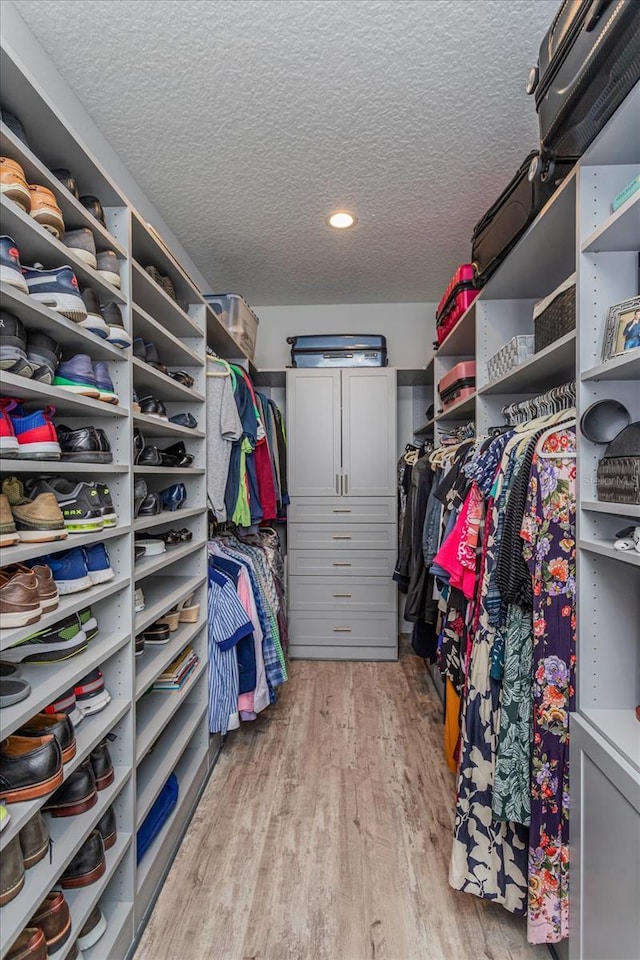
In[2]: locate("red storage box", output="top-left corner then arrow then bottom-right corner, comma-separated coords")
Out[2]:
436,265 -> 480,345
438,361 -> 476,410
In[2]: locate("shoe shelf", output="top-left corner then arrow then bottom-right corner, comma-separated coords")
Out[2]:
135,656 -> 206,763
132,304 -> 203,368
0,122 -> 127,260
132,506 -> 206,533
133,540 -> 204,583
131,214 -> 203,307
0,369 -> 129,419
435,391 -> 477,422
134,465 -> 205,475
0,284 -> 128,362
434,303 -> 476,357
0,630 -> 130,740
133,574 -> 206,636
2,522 -> 131,566
478,330 -> 576,396
131,357 -> 205,403
59,831 -> 133,960
132,412 -> 205,439
135,744 -> 208,904
1,460 -> 129,474
580,347 -> 640,383
414,417 -> 435,438
84,900 -> 134,960
135,701 -> 207,828
0,197 -> 126,305
135,616 -> 207,700
0,698 -> 130,849
579,538 -> 640,567
0,574 -> 129,653
578,709 -> 640,775
131,262 -> 202,339
581,192 -> 640,254
0,769 -> 131,955
581,500 -> 640,520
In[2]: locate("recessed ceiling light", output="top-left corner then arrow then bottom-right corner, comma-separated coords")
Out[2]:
327,211 -> 356,229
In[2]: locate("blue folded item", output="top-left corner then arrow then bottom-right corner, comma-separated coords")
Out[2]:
137,773 -> 179,863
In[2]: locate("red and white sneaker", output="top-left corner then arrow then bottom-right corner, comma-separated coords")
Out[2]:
44,687 -> 84,727
0,398 -> 19,458
75,668 -> 111,716
7,402 -> 61,460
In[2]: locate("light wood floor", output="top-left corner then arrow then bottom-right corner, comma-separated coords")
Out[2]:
135,651 -> 549,960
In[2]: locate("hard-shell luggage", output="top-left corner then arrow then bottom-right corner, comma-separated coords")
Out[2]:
471,151 -> 574,287
436,264 -> 480,345
438,361 -> 476,410
287,334 -> 388,368
527,0 -> 640,175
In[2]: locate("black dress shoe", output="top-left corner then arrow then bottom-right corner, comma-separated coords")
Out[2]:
95,805 -> 117,850
0,735 -> 63,804
18,712 -> 76,765
133,429 -> 145,464
52,168 -> 79,199
79,195 -> 106,227
134,478 -> 148,518
60,830 -> 105,888
43,758 -> 97,817
138,445 -> 162,467
161,442 -> 194,467
89,739 -> 114,790
168,412 -> 197,429
138,492 -> 162,517
138,395 -> 167,419
56,426 -> 113,464
132,338 -> 146,361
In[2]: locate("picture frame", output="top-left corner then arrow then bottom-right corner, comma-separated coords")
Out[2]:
601,296 -> 640,362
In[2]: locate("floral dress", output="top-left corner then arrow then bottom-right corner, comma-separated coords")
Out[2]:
520,428 -> 576,944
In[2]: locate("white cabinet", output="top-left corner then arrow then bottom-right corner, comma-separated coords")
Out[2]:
286,368 -> 396,497
286,367 -> 398,660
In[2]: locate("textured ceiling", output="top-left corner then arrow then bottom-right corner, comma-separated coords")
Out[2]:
13,0 -> 557,304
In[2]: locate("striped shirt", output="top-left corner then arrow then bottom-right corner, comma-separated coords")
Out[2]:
207,566 -> 253,735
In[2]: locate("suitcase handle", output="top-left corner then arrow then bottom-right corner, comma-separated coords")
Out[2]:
585,0 -> 611,31
323,352 -> 353,359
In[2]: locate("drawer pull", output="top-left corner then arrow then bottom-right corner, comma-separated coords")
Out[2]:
332,562 -> 352,567
333,593 -> 352,598
332,535 -> 352,540
333,509 -> 352,513
333,628 -> 352,633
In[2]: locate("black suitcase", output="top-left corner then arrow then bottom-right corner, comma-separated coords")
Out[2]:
527,0 -> 640,177
471,151 -> 574,287
287,334 -> 388,368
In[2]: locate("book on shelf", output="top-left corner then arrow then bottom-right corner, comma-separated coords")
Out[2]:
153,647 -> 199,690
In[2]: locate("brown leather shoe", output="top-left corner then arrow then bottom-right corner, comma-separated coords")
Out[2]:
18,712 -> 76,765
30,889 -> 72,954
0,157 -> 31,213
0,570 -> 41,628
3,563 -> 58,612
60,829 -> 105,888
6,927 -> 47,960
0,734 -> 63,804
0,493 -> 19,547
29,183 -> 65,239
19,810 -> 50,869
0,834 -> 25,906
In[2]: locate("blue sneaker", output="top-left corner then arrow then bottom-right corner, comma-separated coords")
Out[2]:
0,236 -> 28,293
93,361 -> 119,404
35,548 -> 92,595
53,354 -> 100,398
22,264 -> 87,322
83,543 -> 115,585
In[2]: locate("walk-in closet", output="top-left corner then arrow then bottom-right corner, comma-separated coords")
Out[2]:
0,2 -> 638,959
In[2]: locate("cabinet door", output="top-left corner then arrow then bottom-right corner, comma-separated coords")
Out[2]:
286,369 -> 342,496
341,368 -> 397,497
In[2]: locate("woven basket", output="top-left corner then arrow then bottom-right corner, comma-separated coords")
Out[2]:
596,457 -> 640,504
534,284 -> 576,352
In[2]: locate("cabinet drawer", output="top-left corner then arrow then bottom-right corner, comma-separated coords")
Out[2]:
289,576 -> 396,612
289,550 -> 396,578
289,611 -> 397,648
289,643 -> 398,662
289,497 -> 396,524
288,523 -> 395,551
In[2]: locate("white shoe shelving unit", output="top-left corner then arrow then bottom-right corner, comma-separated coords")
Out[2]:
406,83 -> 640,960
0,38 -> 251,960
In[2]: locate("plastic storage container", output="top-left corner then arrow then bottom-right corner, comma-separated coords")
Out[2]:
486,335 -> 535,383
205,293 -> 259,361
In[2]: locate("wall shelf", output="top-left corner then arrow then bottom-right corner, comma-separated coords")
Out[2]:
581,500 -> 640,520
479,331 -> 576,395
581,348 -> 640,382
581,192 -> 640,253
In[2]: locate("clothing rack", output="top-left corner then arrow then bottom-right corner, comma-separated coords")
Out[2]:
502,381 -> 576,425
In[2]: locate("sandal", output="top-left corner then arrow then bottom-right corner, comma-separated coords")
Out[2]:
173,594 -> 200,623
142,620 -> 171,645
177,529 -> 193,542
160,611 -> 180,632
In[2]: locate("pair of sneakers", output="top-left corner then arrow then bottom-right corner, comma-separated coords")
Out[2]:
614,525 -> 640,553
52,354 -> 119,404
0,310 -> 61,383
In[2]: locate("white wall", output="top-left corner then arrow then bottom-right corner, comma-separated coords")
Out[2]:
254,302 -> 437,370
